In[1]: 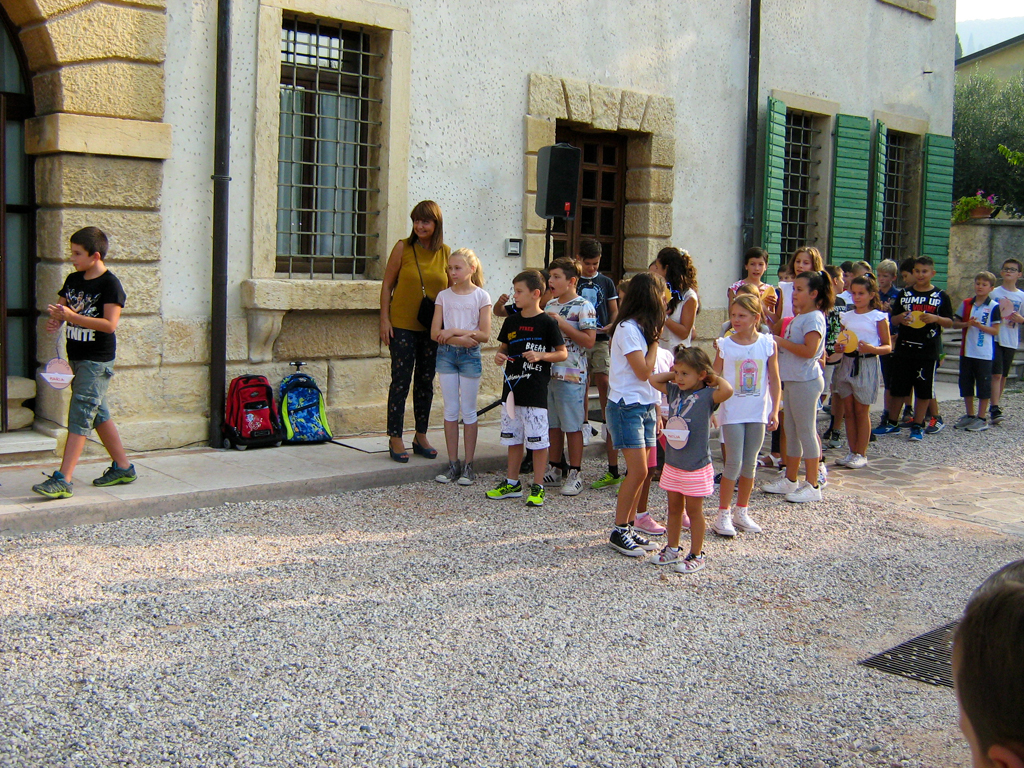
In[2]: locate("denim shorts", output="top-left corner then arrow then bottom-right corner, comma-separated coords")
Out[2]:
605,399 -> 657,450
547,379 -> 586,432
435,344 -> 482,378
68,360 -> 115,436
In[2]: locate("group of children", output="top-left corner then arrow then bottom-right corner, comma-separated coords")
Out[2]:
443,238 -> 1023,577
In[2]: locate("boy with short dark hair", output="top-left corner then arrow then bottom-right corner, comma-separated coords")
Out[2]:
33,227 -> 135,499
487,270 -> 567,507
837,261 -> 855,305
953,271 -> 1001,432
989,258 -> 1024,424
889,256 -> 954,442
576,239 -> 621,489
953,561 -> 1024,768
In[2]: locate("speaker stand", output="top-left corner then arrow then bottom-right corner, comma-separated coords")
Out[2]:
544,218 -> 552,269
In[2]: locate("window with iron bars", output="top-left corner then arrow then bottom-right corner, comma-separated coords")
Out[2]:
781,110 -> 822,259
880,131 -> 912,263
278,17 -> 382,278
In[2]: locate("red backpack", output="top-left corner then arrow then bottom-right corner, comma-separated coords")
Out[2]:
223,374 -> 284,450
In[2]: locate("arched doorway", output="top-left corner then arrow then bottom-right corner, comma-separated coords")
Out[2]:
0,8 -> 33,431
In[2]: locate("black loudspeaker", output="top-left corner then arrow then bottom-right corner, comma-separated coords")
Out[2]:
536,143 -> 581,220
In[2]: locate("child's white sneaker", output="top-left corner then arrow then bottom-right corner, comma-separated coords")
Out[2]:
732,506 -> 762,533
835,451 -> 855,467
711,508 -> 736,537
560,468 -> 584,496
785,482 -> 822,503
542,465 -> 563,485
763,476 -> 799,494
845,453 -> 868,469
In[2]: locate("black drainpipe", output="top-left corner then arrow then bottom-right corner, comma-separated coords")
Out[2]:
740,0 -> 762,272
208,0 -> 231,447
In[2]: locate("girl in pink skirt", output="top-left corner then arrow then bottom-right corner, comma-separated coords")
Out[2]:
647,347 -> 733,573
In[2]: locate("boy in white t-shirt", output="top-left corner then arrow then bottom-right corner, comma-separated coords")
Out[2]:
953,272 -> 1002,433
988,258 -> 1024,424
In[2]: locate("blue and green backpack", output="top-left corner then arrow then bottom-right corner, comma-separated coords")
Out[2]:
278,371 -> 332,443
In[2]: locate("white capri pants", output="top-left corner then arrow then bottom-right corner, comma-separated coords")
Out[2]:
439,373 -> 480,425
783,376 -> 824,459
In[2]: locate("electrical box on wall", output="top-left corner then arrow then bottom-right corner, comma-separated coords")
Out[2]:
506,238 -> 522,258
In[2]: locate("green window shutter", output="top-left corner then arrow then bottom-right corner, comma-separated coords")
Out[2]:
828,114 -> 871,264
869,121 -> 888,264
920,133 -> 955,288
760,96 -> 786,272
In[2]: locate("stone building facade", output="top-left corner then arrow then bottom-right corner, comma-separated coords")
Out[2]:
0,0 -> 953,452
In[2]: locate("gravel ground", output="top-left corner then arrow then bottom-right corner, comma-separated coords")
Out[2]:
862,390 -> 1024,478
1,453 -> 1019,767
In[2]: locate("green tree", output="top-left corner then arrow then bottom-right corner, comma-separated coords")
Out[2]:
953,70 -> 1024,214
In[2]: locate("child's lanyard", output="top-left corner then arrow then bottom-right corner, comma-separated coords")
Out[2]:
672,389 -> 701,420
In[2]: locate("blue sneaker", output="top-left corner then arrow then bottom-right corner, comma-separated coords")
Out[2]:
872,421 -> 900,436
909,424 -> 924,442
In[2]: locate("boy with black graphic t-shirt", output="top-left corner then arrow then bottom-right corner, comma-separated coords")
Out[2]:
32,227 -> 136,499
889,256 -> 954,442
486,270 -> 566,507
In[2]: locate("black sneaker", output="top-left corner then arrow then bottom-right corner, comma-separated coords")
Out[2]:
627,525 -> 659,552
990,406 -> 1004,425
608,526 -> 643,557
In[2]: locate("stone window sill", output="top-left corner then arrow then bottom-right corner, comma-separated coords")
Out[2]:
241,278 -> 380,311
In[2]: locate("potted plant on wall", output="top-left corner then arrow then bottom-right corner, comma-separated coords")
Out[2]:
952,190 -> 999,224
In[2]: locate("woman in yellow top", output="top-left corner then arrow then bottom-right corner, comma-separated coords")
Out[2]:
380,200 -> 451,462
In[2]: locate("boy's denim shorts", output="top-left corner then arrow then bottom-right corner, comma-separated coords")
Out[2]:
68,360 -> 115,436
606,399 -> 657,450
435,344 -> 482,378
547,379 -> 585,432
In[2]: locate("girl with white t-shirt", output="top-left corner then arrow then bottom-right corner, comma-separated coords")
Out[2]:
605,272 -> 667,559
712,293 -> 780,536
649,247 -> 699,350
430,249 -> 491,485
763,269 -> 832,504
832,275 -> 891,469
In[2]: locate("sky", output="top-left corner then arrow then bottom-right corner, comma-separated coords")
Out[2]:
956,0 -> 1024,22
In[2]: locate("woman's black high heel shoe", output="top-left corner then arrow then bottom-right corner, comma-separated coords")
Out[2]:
411,440 -> 437,459
389,441 -> 409,463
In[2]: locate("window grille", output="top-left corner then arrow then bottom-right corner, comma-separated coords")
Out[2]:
881,131 -> 911,262
781,111 -> 821,258
277,16 -> 383,278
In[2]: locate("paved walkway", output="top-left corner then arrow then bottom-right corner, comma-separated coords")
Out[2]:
824,455 -> 1024,537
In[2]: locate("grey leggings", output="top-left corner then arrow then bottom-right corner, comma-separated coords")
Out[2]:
722,422 -> 766,481
782,376 -> 824,459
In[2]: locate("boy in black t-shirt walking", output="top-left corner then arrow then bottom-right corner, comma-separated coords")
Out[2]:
486,270 -> 567,507
33,227 -> 136,499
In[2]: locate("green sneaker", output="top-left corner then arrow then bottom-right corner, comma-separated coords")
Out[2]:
486,479 -> 522,500
32,471 -> 74,500
525,483 -> 545,507
590,471 -> 622,490
93,463 -> 137,487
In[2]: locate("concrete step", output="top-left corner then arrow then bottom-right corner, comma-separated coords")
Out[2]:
0,430 -> 58,465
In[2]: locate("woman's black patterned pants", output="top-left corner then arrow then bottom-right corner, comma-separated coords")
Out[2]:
387,328 -> 437,438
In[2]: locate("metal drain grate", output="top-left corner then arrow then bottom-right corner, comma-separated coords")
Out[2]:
859,620 -> 958,688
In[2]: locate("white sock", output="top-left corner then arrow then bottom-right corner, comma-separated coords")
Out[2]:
507,477 -> 519,485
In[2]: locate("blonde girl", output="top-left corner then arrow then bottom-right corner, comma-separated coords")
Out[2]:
430,248 -> 491,485
650,247 -> 699,350
772,246 -> 824,330
606,272 -> 667,558
764,269 -> 832,503
648,347 -> 733,573
712,293 -> 780,535
833,275 -> 891,469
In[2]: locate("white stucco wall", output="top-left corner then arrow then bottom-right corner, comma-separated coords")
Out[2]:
159,0 -> 953,322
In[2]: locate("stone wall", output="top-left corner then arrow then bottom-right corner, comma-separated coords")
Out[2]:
6,0 -> 176,452
948,219 -> 1024,303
